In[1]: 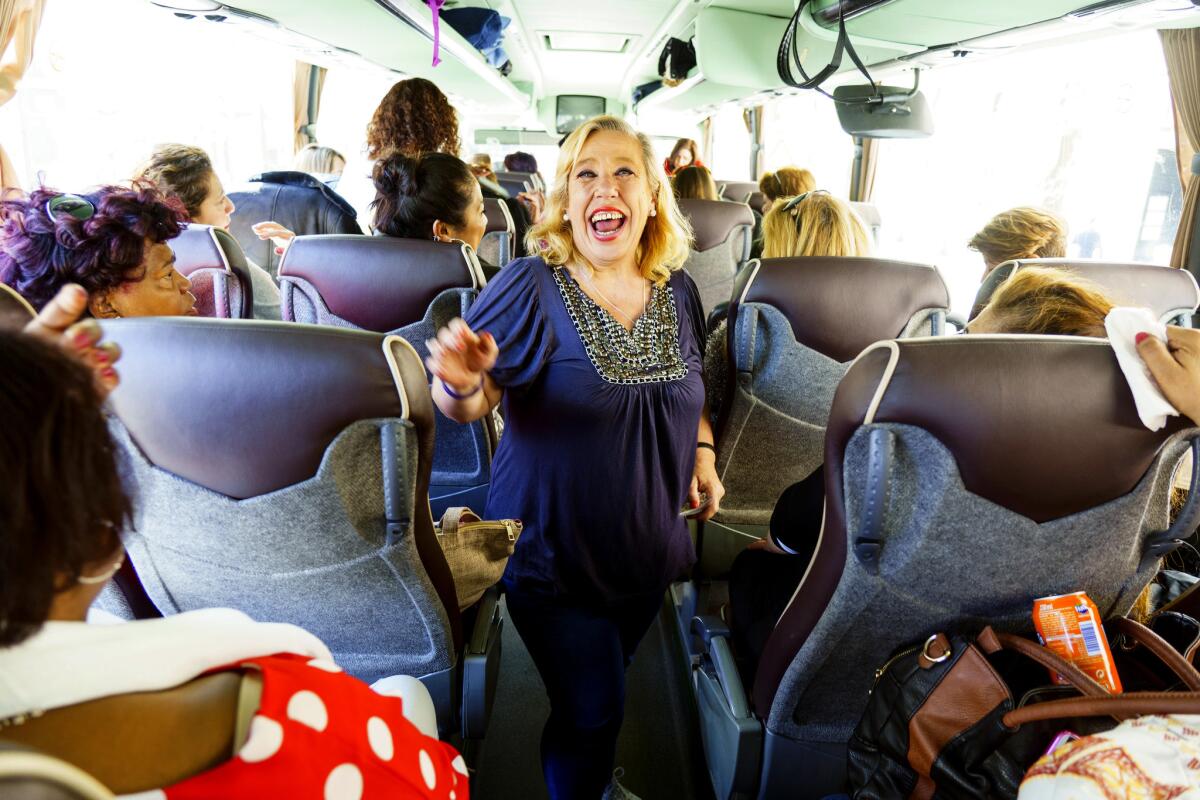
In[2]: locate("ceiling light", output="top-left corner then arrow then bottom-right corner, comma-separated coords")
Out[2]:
150,1 -> 223,11
542,32 -> 631,53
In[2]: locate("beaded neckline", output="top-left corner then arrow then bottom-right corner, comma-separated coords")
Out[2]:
552,266 -> 689,386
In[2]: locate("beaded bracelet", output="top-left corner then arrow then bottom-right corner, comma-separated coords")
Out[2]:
442,377 -> 484,400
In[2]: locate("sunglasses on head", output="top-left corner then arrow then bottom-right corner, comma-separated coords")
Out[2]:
44,193 -> 95,221
780,189 -> 830,213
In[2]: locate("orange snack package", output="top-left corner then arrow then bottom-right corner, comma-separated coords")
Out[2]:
1032,591 -> 1122,694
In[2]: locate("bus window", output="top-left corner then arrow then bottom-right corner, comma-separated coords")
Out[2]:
0,0 -> 294,191
311,66 -> 401,174
761,90 -> 855,196
708,103 -> 753,181
867,28 -> 1179,314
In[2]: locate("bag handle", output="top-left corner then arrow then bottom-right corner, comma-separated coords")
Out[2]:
1110,616 -> 1200,691
1003,691 -> 1200,727
438,507 -> 481,535
978,628 -> 1109,698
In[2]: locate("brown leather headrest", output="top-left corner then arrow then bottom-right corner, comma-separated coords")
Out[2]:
971,259 -> 1200,322
103,318 -> 414,500
0,283 -> 34,331
729,257 -> 950,363
279,235 -> 481,332
826,336 -> 1194,525
169,225 -> 253,319
677,198 -> 754,252
484,197 -> 514,235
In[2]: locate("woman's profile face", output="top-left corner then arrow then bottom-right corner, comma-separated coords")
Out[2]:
90,241 -> 197,318
445,179 -> 488,251
567,130 -> 653,271
192,172 -> 235,230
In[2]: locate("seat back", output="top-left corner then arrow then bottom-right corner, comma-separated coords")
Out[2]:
971,258 -> 1200,325
849,201 -> 882,245
743,191 -> 766,215
279,235 -> 496,515
492,170 -> 533,199
754,336 -> 1200,758
716,180 -> 758,202
478,197 -> 515,268
227,170 -> 362,278
678,198 -> 755,315
713,257 -> 949,525
0,284 -> 34,331
170,225 -> 253,320
100,318 -> 460,684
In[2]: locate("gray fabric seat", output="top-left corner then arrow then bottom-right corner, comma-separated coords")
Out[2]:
95,318 -> 502,737
678,198 -> 755,315
970,258 -> 1200,325
479,197 -> 515,268
278,234 -> 496,519
711,256 -> 949,527
717,180 -> 758,202
170,224 -> 253,320
691,336 -> 1200,799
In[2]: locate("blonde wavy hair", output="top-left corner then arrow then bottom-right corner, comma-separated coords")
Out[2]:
761,191 -> 871,259
758,167 -> 816,202
975,267 -> 1114,337
526,116 -> 692,284
969,207 -> 1067,270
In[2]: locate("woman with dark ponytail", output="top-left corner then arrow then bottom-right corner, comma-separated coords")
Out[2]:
371,152 -> 493,276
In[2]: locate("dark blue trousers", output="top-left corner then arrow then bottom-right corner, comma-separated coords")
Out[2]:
505,588 -> 664,800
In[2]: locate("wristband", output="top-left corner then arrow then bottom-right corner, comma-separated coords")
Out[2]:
442,377 -> 484,400
697,441 -> 716,454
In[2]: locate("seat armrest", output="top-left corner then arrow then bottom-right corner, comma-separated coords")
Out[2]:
467,584 -> 501,656
692,615 -> 751,720
692,614 -> 731,651
461,584 -> 503,739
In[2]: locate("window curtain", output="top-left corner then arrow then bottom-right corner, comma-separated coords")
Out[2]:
1160,28 -> 1200,269
850,135 -> 879,203
0,0 -> 45,193
700,115 -> 714,165
293,61 -> 327,153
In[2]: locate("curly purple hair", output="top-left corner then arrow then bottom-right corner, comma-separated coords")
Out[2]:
0,183 -> 188,311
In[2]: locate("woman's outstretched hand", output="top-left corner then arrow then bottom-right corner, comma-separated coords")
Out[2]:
425,317 -> 499,395
1137,326 -> 1200,424
252,221 -> 297,254
24,284 -> 120,397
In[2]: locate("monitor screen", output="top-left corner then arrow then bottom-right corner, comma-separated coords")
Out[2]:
556,95 -> 606,135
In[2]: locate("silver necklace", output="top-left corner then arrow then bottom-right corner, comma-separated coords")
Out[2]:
572,265 -> 649,327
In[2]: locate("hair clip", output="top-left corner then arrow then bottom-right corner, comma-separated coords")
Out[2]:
780,189 -> 830,213
45,193 -> 96,222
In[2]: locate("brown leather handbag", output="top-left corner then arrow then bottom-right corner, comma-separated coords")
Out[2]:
434,507 -> 522,610
847,621 -> 1200,800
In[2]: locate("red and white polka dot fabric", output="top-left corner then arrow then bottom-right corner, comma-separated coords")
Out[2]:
155,654 -> 467,799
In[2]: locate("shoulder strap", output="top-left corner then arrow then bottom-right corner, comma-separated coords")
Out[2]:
438,507 -> 482,535
1004,691 -> 1200,727
977,627 -> 1109,698
1111,616 -> 1200,690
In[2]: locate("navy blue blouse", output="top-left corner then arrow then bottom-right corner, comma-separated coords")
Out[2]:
464,256 -> 707,602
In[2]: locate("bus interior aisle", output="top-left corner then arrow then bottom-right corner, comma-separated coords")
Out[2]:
476,598 -> 715,800
4,0 -> 1200,798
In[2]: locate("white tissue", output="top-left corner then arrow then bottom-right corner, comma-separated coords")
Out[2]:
1104,306 -> 1178,431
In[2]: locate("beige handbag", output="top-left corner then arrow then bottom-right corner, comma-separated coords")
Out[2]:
435,507 -> 522,609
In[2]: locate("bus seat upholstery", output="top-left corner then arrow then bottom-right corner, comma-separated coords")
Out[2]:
695,336 -> 1200,799
848,201 -> 882,245
678,198 -> 755,315
95,319 -> 470,726
492,170 -> 532,199
278,235 -> 496,517
743,191 -> 766,215
716,180 -> 757,202
479,197 -> 515,268
226,171 -> 362,279
712,257 -> 948,526
0,283 -> 35,331
169,225 -> 253,320
970,258 -> 1200,325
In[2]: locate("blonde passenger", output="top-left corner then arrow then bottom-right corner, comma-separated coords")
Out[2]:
758,167 -> 816,214
761,190 -> 872,259
969,206 -> 1067,279
968,266 -> 1114,337
671,164 -> 719,201
292,143 -> 346,178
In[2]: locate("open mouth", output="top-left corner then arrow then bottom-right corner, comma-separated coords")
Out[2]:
588,207 -> 627,241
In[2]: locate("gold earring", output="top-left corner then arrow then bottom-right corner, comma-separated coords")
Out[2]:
562,212 -> 569,222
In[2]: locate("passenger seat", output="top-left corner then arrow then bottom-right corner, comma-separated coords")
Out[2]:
971,258 -> 1200,325
479,197 -> 515,268
169,224 -> 254,320
716,180 -> 758,202
278,235 -> 496,518
677,198 -> 755,315
96,318 -> 502,739
226,171 -> 362,279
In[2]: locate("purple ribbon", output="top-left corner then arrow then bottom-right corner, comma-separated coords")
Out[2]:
429,0 -> 446,67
